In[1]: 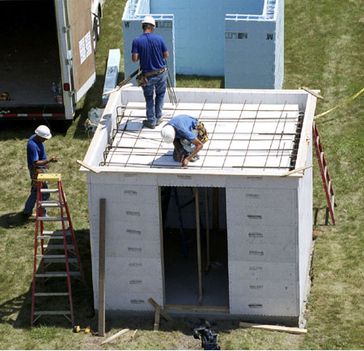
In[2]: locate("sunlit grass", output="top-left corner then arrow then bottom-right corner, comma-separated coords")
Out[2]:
0,0 -> 363,349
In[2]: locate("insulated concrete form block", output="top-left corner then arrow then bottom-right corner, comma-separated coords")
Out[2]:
229,295 -> 298,316
82,87 -> 317,325
224,19 -> 278,88
102,49 -> 121,106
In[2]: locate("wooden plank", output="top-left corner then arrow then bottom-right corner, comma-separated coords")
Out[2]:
101,328 -> 130,345
281,165 -> 312,177
98,199 -> 106,337
204,189 -> 210,272
76,159 -> 100,174
147,298 -> 172,321
239,322 -> 307,335
194,188 -> 203,304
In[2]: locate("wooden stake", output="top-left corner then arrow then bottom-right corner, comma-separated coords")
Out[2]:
147,298 -> 172,321
205,189 -> 210,271
100,328 -> 130,345
130,329 -> 138,340
239,322 -> 307,334
194,188 -> 203,305
98,199 -> 106,337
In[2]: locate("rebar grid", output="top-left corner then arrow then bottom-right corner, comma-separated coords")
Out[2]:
100,101 -> 303,171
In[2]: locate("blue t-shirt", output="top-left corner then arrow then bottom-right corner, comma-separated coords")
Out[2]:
168,115 -> 198,141
27,134 -> 46,170
131,33 -> 167,73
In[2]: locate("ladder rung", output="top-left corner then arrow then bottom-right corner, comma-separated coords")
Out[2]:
37,216 -> 65,221
43,244 -> 75,250
34,292 -> 69,297
39,201 -> 62,208
42,229 -> 71,236
36,256 -> 78,263
34,311 -> 71,316
38,236 -> 67,240
35,271 -> 81,278
323,166 -> 328,179
331,195 -> 335,209
320,151 -> 324,162
40,188 -> 59,193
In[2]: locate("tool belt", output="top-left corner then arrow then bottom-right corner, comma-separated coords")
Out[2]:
196,122 -> 208,144
143,68 -> 167,78
136,68 -> 167,87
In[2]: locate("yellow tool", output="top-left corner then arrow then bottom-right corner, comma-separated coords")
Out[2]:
73,325 -> 92,334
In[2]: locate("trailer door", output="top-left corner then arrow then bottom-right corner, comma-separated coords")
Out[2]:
67,0 -> 96,102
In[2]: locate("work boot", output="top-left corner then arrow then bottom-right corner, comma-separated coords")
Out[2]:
142,120 -> 156,129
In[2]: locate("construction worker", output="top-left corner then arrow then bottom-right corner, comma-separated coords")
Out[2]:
22,125 -> 57,218
131,15 -> 169,129
161,115 -> 208,168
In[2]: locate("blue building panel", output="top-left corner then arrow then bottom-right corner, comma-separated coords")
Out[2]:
122,0 -> 284,88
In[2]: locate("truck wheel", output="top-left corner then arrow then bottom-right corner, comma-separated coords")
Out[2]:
92,16 -> 100,51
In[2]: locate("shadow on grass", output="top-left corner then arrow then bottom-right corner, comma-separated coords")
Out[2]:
0,229 -> 94,329
0,212 -> 29,228
313,206 -> 336,226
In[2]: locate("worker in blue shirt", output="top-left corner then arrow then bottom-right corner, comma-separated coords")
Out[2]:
131,15 -> 169,129
161,115 -> 208,168
22,125 -> 57,218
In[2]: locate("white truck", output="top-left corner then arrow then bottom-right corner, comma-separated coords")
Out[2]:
0,0 -> 105,122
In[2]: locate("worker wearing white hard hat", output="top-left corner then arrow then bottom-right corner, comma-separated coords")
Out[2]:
131,15 -> 169,129
141,15 -> 156,27
22,125 -> 58,218
161,115 -> 208,168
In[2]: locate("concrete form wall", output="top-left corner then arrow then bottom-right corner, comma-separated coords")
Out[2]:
89,174 -> 163,312
297,136 -> 313,311
226,178 -> 300,317
122,0 -> 284,88
225,0 -> 284,88
88,173 -> 311,321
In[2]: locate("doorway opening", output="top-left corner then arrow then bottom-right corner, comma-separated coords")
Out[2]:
160,186 -> 229,309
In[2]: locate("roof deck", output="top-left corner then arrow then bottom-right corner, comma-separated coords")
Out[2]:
82,87 -> 317,177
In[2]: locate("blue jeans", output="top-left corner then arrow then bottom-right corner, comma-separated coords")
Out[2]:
23,182 -> 50,216
142,71 -> 167,125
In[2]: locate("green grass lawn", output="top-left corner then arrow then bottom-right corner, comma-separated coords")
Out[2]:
0,0 -> 363,349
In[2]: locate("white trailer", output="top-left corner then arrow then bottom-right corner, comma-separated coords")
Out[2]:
0,0 -> 105,121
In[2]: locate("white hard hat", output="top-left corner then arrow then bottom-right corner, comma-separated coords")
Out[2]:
35,125 -> 52,139
161,125 -> 175,143
142,15 -> 156,27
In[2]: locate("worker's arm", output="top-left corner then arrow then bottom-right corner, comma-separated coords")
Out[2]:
132,53 -> 139,62
34,157 -> 58,168
163,51 -> 169,60
182,139 -> 203,168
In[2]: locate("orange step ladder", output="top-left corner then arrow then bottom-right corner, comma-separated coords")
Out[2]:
313,122 -> 336,225
31,173 -> 84,326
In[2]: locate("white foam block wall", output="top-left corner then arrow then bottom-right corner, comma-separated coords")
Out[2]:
88,174 -> 163,312
226,178 -> 300,317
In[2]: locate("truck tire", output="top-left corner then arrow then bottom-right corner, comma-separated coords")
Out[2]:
92,16 -> 100,51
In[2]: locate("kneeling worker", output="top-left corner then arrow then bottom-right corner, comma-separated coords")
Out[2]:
161,115 -> 208,168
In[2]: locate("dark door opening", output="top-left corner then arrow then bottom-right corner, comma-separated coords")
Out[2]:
161,186 -> 229,308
